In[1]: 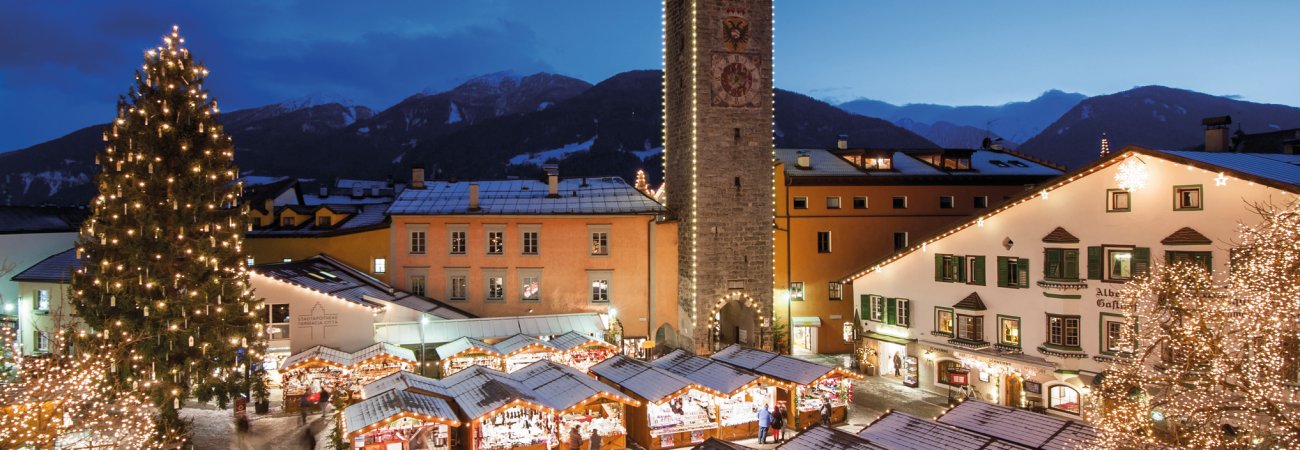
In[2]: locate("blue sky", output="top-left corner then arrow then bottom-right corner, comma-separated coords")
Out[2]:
2,0 -> 1297,150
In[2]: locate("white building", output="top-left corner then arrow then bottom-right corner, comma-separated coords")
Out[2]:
844,147 -> 1300,420
0,207 -> 83,333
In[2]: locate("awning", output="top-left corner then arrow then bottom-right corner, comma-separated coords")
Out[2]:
792,316 -> 822,327
862,331 -> 914,345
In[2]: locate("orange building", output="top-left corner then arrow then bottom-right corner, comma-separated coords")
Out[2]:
774,146 -> 1063,355
387,166 -> 679,350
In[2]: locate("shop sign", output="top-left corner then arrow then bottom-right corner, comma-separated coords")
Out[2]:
1024,380 -> 1042,394
947,371 -> 968,386
1095,288 -> 1129,310
903,356 -> 919,388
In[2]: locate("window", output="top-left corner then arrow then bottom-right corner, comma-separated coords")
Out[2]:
522,231 -> 539,255
281,216 -> 294,226
935,254 -> 965,282
409,275 -> 426,297
842,322 -> 855,343
1044,248 -> 1080,281
35,331 -> 50,353
789,282 -> 804,301
34,290 -> 50,313
867,295 -> 884,322
956,314 -> 984,342
895,299 -> 911,327
246,256 -> 255,267
1173,185 -> 1202,210
1107,189 -> 1131,212
934,308 -> 955,336
792,197 -> 808,209
966,256 -> 985,285
410,230 -> 427,254
936,360 -> 964,386
591,231 -> 609,255
521,272 -> 541,302
939,196 -> 954,209
1048,385 -> 1081,414
1101,313 -> 1132,355
828,282 -> 842,300
892,196 -> 907,209
282,258 -> 292,263
486,231 -> 504,255
973,196 -> 988,209
1106,247 -> 1133,281
589,271 -> 612,303
989,160 -> 1009,168
486,275 -> 505,301
316,216 -> 331,227
893,232 -> 908,251
1047,315 -> 1081,349
826,197 -> 841,209
816,231 -> 832,253
997,257 -> 1029,288
372,258 -> 387,274
1166,251 -> 1212,273
449,230 -> 467,254
852,196 -> 868,209
998,316 -> 1020,347
447,272 -> 467,300
266,304 -> 290,340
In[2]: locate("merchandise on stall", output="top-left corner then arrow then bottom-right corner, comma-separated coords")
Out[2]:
718,386 -> 774,427
648,389 -> 717,437
504,350 -> 553,373
795,377 -> 852,412
562,401 -> 627,441
444,353 -> 503,376
557,344 -> 618,373
477,405 -> 555,449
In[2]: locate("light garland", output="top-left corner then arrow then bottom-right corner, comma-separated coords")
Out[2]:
1114,157 -> 1149,192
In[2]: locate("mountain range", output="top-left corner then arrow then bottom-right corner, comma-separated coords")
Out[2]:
838,90 -> 1088,147
0,70 -> 934,205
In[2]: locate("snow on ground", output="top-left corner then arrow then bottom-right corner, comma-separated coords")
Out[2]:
509,136 -> 597,165
182,389 -> 335,450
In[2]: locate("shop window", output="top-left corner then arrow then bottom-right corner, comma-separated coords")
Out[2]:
934,308 -> 954,336
939,196 -> 954,209
974,196 -> 988,209
893,232 -> 908,251
936,360 -> 963,386
793,197 -> 808,209
892,196 -> 907,209
1048,385 -> 1081,414
828,282 -> 842,300
998,316 -> 1020,347
1047,314 -> 1081,349
522,231 -> 539,255
789,282 -> 804,301
487,230 -> 504,255
409,275 -> 426,297
853,196 -> 868,209
409,230 -> 426,254
1107,189 -> 1131,212
1173,185 -> 1203,211
1101,313 -> 1132,354
817,231 -> 832,253
448,274 -> 467,300
266,303 -> 290,340
956,314 -> 984,342
449,230 -> 467,254
826,197 -> 841,209
372,258 -> 386,274
997,256 -> 1030,288
1044,248 -> 1080,281
34,289 -> 50,313
589,271 -> 612,303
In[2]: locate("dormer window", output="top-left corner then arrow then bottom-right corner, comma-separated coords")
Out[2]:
1008,161 -> 1029,168
316,216 -> 331,227
842,152 -> 892,170
990,160 -> 1010,168
281,217 -> 294,227
918,151 -> 973,171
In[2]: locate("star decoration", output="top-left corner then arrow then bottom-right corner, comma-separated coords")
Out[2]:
1215,172 -> 1228,186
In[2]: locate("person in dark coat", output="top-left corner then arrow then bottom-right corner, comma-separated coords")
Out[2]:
588,429 -> 601,450
298,394 -> 310,425
319,387 -> 332,416
770,405 -> 786,442
819,397 -> 832,426
568,426 -> 583,450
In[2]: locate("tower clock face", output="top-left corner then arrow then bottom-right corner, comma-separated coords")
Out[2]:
710,52 -> 761,108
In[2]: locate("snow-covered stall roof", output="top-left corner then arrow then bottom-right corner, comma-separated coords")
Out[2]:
936,400 -> 1095,450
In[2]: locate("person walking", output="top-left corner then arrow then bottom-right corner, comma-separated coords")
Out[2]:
298,394 -> 309,425
819,397 -> 832,427
770,404 -> 786,443
588,428 -> 601,450
319,387 -> 332,416
568,425 -> 583,450
756,404 -> 772,444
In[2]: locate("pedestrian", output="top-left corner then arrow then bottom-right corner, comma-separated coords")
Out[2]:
588,428 -> 601,450
756,404 -> 772,444
819,397 -> 832,427
319,387 -> 332,416
568,425 -> 583,450
770,404 -> 785,443
892,352 -> 902,376
298,394 -> 309,425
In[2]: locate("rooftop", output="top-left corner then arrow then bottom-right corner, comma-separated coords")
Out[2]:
343,388 -> 459,437
776,148 -> 1063,181
374,312 -> 607,345
11,248 -> 80,283
248,202 -> 390,237
0,206 -> 87,235
858,410 -> 1028,450
711,344 -> 851,385
936,401 -> 1095,450
589,355 -> 695,402
388,177 -> 665,215
651,349 -> 762,395
252,254 -> 472,319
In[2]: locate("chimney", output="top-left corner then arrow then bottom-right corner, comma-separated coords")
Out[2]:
796,151 -> 811,169
468,183 -> 480,211
837,134 -> 848,150
410,164 -> 426,189
1203,116 -> 1232,152
318,186 -> 329,197
543,164 -> 559,198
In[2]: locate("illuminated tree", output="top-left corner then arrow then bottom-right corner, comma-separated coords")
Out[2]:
1093,201 -> 1300,449
69,26 -> 265,438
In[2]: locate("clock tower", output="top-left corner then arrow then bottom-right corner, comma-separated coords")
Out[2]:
663,0 -> 774,353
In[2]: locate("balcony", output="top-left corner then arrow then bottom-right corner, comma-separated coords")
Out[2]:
1036,279 -> 1089,291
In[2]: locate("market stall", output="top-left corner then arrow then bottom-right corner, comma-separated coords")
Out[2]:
343,388 -> 461,450
435,337 -> 505,377
710,344 -> 862,431
350,342 -> 418,389
591,355 -> 725,449
280,345 -> 353,412
548,331 -> 618,373
649,349 -> 788,441
495,334 -> 560,373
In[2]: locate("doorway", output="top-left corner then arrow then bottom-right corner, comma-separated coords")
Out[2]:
1003,374 -> 1023,408
792,326 -> 818,354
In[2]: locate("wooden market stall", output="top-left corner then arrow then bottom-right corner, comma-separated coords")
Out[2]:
494,334 -> 560,373
709,345 -> 863,431
591,355 -> 726,449
547,331 -> 618,373
350,342 -> 419,391
343,388 -> 462,450
435,337 -> 504,376
650,349 -> 791,441
280,345 -> 353,412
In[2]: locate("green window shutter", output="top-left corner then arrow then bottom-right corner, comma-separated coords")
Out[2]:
957,256 -> 967,282
1204,252 -> 1213,274
1018,258 -> 1030,288
1133,247 -> 1151,276
860,295 -> 870,323
996,257 -> 1009,287
972,256 -> 986,285
1087,246 -> 1103,280
935,254 -> 944,281
1044,250 -> 1060,279
886,298 -> 897,325
1064,249 -> 1080,280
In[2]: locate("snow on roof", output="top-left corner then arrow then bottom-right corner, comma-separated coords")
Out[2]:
711,345 -> 837,385
589,355 -> 694,402
936,401 -> 1095,450
780,424 -> 885,450
858,410 -> 1028,450
388,177 -> 665,216
1160,150 -> 1300,188
650,349 -> 761,395
252,254 -> 472,319
377,313 -> 606,345
547,330 -> 614,352
343,389 -> 459,437
360,370 -> 451,400
776,148 -> 1063,179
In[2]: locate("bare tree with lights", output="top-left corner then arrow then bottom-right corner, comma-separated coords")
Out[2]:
1093,201 -> 1300,449
68,26 -> 266,439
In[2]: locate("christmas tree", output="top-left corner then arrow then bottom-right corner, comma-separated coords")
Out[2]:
70,26 -> 265,439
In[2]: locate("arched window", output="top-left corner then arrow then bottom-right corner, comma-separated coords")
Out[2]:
1048,385 -> 1080,414
936,360 -> 963,385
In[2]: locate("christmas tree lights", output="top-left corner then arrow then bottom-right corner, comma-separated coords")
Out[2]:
69,26 -> 266,440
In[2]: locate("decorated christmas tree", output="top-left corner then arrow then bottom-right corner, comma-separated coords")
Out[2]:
69,26 -> 265,439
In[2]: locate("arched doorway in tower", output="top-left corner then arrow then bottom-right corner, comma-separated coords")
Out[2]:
709,292 -> 769,351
